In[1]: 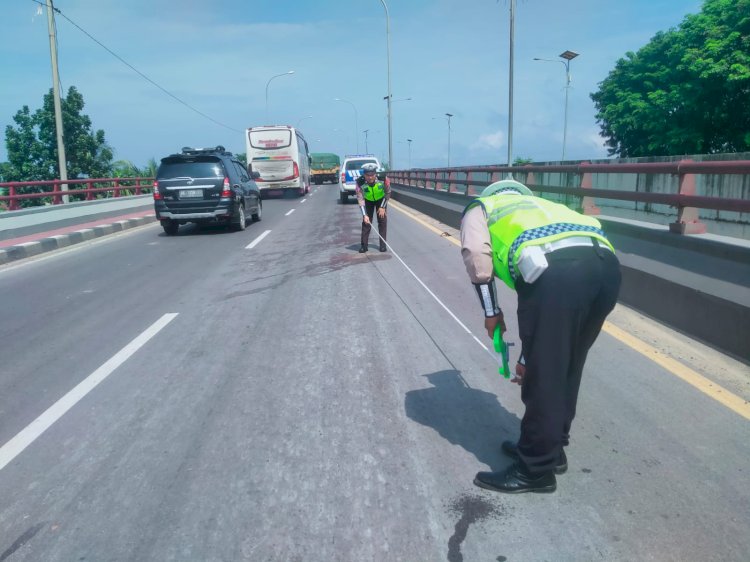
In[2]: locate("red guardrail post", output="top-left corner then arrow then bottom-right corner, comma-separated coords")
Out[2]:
86,179 -> 95,201
579,162 -> 601,215
135,178 -> 142,195
8,185 -> 19,210
446,170 -> 453,193
52,180 -> 62,205
114,179 -> 121,198
526,167 -> 536,195
669,159 -> 706,234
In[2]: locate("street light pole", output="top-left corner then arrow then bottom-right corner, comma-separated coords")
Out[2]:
534,50 -> 579,160
379,0 -> 393,170
334,98 -> 359,153
363,129 -> 369,153
445,113 -> 453,168
507,0 -> 515,172
407,138 -> 412,169
296,115 -> 313,129
265,71 -> 294,124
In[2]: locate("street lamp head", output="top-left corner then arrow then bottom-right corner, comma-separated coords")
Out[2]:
287,70 -> 295,74
559,50 -> 579,61
445,113 -> 453,118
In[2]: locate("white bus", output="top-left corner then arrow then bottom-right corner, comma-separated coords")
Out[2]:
246,125 -> 311,197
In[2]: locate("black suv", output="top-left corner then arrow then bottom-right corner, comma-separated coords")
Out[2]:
153,146 -> 261,235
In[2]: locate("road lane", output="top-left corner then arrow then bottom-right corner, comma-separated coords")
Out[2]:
0,185 -> 747,561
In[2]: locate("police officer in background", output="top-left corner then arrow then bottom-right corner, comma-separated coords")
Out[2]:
356,163 -> 391,253
460,179 -> 621,494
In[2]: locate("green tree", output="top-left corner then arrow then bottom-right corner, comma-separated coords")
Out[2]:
4,86 -> 114,182
591,0 -> 750,157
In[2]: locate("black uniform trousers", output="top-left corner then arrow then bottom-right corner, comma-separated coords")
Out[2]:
361,197 -> 387,247
515,243 -> 621,474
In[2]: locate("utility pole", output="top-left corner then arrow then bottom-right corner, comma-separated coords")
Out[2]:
46,0 -> 69,202
363,129 -> 370,153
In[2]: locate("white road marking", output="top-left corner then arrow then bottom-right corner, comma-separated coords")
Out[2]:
368,227 -> 497,363
246,229 -> 271,249
285,209 -> 295,216
300,198 -> 307,204
0,313 -> 178,472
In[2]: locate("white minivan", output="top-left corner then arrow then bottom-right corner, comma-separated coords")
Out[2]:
246,125 -> 311,197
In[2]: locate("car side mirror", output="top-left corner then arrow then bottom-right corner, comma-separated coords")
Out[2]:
251,171 -> 260,179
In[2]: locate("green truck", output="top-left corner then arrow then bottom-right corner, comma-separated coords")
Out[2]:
310,153 -> 341,185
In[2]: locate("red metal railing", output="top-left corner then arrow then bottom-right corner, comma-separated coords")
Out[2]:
389,160 -> 750,234
0,177 -> 154,211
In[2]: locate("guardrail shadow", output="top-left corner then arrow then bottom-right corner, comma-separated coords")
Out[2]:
405,369 -> 520,471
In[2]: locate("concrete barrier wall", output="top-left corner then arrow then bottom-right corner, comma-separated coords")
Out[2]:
391,184 -> 750,363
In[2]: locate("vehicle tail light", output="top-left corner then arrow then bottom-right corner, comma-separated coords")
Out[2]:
293,162 -> 299,179
221,177 -> 231,197
341,172 -> 345,183
153,180 -> 162,200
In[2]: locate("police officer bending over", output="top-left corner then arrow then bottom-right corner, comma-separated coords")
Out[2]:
356,163 -> 391,253
460,179 -> 621,494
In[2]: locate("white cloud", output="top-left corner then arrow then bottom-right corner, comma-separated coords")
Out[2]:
472,131 -> 505,150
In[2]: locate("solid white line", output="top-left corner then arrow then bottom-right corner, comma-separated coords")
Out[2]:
0,313 -> 178,472
370,227 -> 498,363
246,229 -> 271,249
285,209 -> 295,216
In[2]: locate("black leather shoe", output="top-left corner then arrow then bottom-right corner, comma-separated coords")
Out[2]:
379,243 -> 387,252
474,463 -> 556,494
501,440 -> 568,475
358,245 -> 368,253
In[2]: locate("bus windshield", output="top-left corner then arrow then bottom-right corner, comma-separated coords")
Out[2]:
248,129 -> 292,150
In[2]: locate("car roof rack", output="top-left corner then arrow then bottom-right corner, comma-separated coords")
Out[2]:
180,145 -> 231,156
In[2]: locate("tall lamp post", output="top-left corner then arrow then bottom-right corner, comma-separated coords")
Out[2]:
406,138 -> 412,169
265,70 -> 294,123
534,50 -> 579,160
296,115 -> 313,129
334,98 -> 359,152
507,0 -> 516,171
379,0 -> 393,170
432,113 -> 453,167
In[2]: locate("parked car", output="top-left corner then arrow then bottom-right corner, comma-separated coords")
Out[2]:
153,146 -> 261,235
339,154 -> 381,203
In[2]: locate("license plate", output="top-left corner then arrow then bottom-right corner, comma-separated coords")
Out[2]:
180,189 -> 203,198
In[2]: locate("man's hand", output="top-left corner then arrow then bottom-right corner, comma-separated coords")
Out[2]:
511,362 -> 525,386
363,215 -> 371,225
484,313 -> 506,339
377,207 -> 386,219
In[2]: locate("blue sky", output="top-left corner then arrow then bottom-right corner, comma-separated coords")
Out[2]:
0,0 -> 703,171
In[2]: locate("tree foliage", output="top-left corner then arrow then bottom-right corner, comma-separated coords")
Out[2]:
3,86 -> 113,183
591,0 -> 750,157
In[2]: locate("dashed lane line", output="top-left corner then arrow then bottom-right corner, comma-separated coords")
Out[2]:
285,209 -> 295,216
0,313 -> 179,472
246,229 -> 271,249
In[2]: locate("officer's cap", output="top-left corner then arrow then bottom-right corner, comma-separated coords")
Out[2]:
480,179 -> 533,197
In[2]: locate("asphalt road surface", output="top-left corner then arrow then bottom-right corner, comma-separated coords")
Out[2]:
1,185 -> 748,561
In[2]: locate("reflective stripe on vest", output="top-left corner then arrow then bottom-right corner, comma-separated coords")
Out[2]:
465,194 -> 614,290
363,181 -> 385,201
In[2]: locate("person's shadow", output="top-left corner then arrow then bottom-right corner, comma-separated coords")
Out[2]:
405,370 -> 520,471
